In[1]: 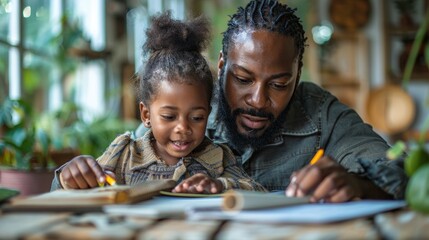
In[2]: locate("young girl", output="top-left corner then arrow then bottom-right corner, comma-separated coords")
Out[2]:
50,11 -> 266,194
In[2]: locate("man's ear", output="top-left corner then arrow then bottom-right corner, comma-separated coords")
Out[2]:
139,102 -> 151,127
217,51 -> 224,79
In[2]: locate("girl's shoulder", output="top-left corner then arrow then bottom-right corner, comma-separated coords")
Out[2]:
191,137 -> 235,162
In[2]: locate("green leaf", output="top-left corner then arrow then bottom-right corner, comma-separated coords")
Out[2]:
402,8 -> 429,89
36,129 -> 50,156
23,68 -> 41,93
425,42 -> 429,68
387,141 -> 407,160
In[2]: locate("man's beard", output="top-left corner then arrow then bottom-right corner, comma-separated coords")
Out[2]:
217,85 -> 289,151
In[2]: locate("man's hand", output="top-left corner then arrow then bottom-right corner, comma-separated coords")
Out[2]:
173,173 -> 224,194
285,156 -> 363,202
59,155 -> 111,189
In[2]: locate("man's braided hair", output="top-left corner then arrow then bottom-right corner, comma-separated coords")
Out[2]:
221,0 -> 307,81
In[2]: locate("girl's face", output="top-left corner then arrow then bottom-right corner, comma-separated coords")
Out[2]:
139,80 -> 210,165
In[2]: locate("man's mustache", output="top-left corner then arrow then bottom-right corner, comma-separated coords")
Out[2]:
232,108 -> 275,122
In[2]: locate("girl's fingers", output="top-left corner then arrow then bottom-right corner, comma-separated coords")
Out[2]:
69,165 -> 89,189
84,156 -> 106,183
77,161 -> 99,188
60,156 -> 102,189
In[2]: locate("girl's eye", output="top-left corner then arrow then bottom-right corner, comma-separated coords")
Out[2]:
161,115 -> 175,121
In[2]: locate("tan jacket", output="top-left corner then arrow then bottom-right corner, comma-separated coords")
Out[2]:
95,129 -> 266,192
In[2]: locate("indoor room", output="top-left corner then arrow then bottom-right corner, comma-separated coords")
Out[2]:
0,0 -> 428,238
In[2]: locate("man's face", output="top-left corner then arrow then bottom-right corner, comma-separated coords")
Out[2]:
218,30 -> 298,142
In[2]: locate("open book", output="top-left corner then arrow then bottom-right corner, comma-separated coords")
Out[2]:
2,179 -> 176,212
103,190 -> 310,219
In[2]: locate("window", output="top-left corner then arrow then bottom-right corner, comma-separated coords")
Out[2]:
0,0 -> 107,120
127,0 -> 185,72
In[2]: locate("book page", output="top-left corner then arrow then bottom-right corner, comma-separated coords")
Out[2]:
4,179 -> 177,211
159,191 -> 224,198
10,187 -> 129,206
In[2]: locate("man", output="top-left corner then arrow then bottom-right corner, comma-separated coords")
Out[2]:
204,0 -> 407,202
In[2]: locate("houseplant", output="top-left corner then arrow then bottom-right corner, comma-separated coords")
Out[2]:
0,98 -> 58,196
0,97 -> 139,196
388,6 -> 429,213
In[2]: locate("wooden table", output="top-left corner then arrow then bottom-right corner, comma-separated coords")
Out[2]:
0,207 -> 428,239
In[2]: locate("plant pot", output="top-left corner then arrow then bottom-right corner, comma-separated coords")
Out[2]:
49,149 -> 79,167
0,169 -> 54,197
30,149 -> 79,169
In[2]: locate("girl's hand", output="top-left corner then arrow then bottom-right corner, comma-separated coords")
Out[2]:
59,155 -> 111,189
172,173 -> 224,194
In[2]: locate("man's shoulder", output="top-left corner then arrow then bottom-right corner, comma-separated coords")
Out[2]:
295,81 -> 331,99
291,81 -> 337,111
133,123 -> 149,139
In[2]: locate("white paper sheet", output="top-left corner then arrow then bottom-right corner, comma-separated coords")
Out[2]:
187,200 -> 407,224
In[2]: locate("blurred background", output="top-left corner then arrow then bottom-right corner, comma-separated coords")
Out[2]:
0,0 -> 428,167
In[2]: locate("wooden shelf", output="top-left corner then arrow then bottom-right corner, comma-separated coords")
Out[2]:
321,78 -> 360,88
383,0 -> 429,83
387,27 -> 420,36
68,48 -> 111,60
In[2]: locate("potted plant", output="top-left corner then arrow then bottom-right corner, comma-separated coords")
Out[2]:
61,115 -> 139,158
388,7 -> 429,214
0,97 -> 139,196
0,98 -> 61,196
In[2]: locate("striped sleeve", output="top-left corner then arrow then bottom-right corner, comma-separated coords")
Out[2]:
216,144 -> 267,192
96,132 -> 133,184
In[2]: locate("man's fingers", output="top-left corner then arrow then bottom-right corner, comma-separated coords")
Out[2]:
285,175 -> 298,197
294,165 -> 324,195
311,171 -> 344,201
285,166 -> 312,196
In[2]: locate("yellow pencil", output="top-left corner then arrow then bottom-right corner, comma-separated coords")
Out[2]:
105,174 -> 117,186
310,149 -> 324,165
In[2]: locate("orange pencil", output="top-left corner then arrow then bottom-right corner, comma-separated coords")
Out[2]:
310,149 -> 324,165
105,174 -> 117,186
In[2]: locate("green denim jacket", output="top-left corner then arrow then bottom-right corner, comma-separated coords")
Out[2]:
206,82 -> 408,199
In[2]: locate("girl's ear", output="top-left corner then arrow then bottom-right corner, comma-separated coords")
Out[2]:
139,102 -> 151,128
